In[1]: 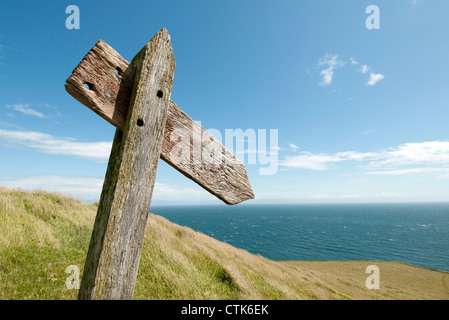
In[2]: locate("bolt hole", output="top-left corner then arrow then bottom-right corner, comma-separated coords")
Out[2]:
137,119 -> 144,127
115,67 -> 122,76
157,90 -> 163,98
84,82 -> 94,91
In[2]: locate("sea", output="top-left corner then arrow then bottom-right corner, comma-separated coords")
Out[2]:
151,203 -> 449,272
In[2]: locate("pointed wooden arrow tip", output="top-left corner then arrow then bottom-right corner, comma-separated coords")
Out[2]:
156,28 -> 171,42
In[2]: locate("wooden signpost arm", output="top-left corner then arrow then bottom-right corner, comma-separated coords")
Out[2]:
78,28 -> 175,300
65,40 -> 254,205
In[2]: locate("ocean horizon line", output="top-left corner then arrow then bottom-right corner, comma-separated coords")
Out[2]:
150,200 -> 449,207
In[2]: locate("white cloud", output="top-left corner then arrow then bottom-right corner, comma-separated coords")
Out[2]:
0,121 -> 25,130
6,103 -> 46,118
281,152 -> 343,170
378,192 -> 401,198
373,141 -> 449,167
318,54 -> 345,86
348,58 -> 384,85
153,182 -> 214,202
0,176 -> 218,204
281,150 -> 376,171
320,68 -> 334,86
0,129 -> 112,162
0,175 -> 104,202
367,167 -> 449,176
0,43 -> 16,60
362,128 -> 378,135
319,54 -> 345,68
438,172 -> 449,179
280,141 -> 449,173
315,55 -> 384,87
366,73 -> 385,86
310,194 -> 360,200
350,57 -> 359,65
289,143 -> 299,151
124,181 -> 220,204
361,65 -> 370,74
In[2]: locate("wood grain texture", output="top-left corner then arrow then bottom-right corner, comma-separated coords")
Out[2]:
65,40 -> 254,205
78,28 -> 175,300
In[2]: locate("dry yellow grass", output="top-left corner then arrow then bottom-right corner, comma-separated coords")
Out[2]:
1,187 -> 448,300
284,261 -> 449,300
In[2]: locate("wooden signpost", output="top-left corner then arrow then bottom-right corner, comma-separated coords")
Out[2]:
65,28 -> 254,300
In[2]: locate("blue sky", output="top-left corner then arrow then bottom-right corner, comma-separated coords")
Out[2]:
1,0 -> 448,205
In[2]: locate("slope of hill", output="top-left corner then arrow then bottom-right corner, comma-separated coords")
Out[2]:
1,187 -> 448,300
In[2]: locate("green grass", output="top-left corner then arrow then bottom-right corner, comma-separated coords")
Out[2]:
1,187 -> 448,300
0,187 -> 94,299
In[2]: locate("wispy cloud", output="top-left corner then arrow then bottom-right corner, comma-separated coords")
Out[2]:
0,175 -> 104,202
0,176 -> 217,204
4,103 -> 63,119
352,59 -> 385,86
0,44 -> 17,52
378,192 -> 401,198
152,182 -> 215,204
371,141 -> 449,167
361,65 -> 370,74
280,141 -> 449,174
366,73 -> 385,86
316,54 -> 384,87
367,167 -> 449,176
0,129 -> 112,162
0,43 -> 17,59
350,57 -> 359,65
310,194 -> 360,200
318,54 -> 345,86
362,128 -> 378,135
6,104 -> 47,118
281,152 -> 343,170
281,150 -> 375,170
0,121 -> 25,130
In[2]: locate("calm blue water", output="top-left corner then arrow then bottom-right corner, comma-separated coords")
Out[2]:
151,203 -> 449,272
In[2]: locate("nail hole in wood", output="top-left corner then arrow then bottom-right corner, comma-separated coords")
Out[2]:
84,82 -> 94,91
157,90 -> 163,98
137,119 -> 144,127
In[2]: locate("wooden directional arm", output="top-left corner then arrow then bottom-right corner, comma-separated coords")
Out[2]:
65,40 -> 254,205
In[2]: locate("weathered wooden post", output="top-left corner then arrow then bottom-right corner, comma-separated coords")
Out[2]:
78,28 -> 174,299
65,28 -> 254,300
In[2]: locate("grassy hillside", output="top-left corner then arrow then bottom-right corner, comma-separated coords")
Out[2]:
1,187 -> 448,300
